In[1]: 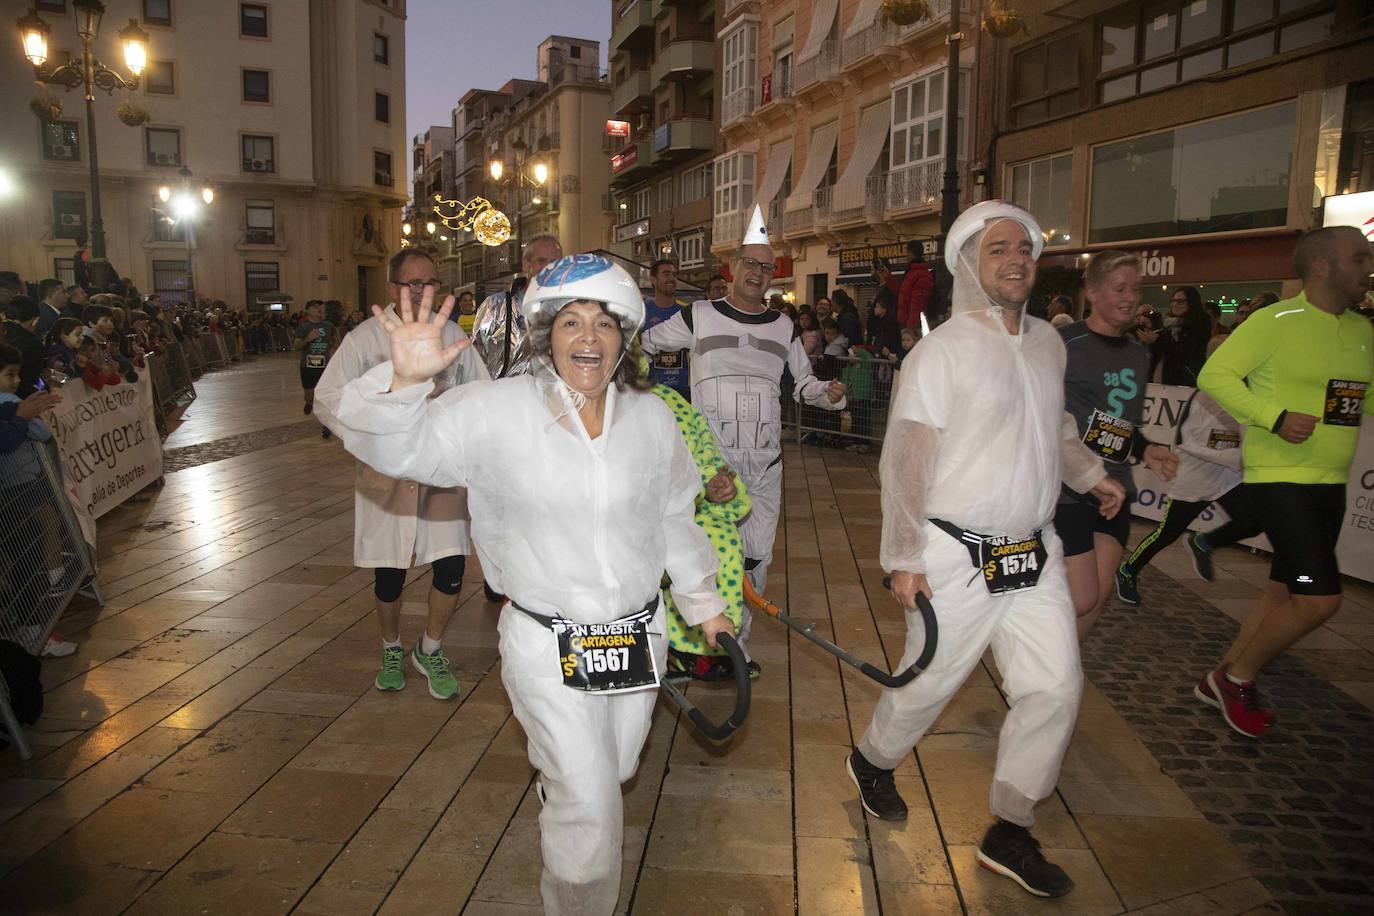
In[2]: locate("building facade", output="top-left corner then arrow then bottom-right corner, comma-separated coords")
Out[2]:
979,0 -> 1374,313
606,0 -> 722,288
437,36 -> 612,299
0,0 -> 408,312
713,0 -> 976,308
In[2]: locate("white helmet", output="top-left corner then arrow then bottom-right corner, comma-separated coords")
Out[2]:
944,200 -> 1044,273
521,253 -> 645,333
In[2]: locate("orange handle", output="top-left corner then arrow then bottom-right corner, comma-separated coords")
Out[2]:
742,576 -> 783,618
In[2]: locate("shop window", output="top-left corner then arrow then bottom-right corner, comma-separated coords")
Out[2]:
146,60 -> 174,94
1010,153 -> 1073,247
1089,102 -> 1295,243
1095,0 -> 1335,103
246,200 -> 275,244
146,127 -> 181,166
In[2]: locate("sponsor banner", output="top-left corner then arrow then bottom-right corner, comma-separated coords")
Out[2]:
46,372 -> 163,525
1131,383 -> 1374,584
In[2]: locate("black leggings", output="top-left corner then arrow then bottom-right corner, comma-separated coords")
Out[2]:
1122,485 -> 1263,576
373,555 -> 466,602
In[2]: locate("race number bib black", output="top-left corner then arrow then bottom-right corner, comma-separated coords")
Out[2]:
1082,409 -> 1133,463
1324,379 -> 1367,427
652,351 -> 682,369
554,617 -> 659,693
979,533 -> 1047,596
305,354 -> 325,369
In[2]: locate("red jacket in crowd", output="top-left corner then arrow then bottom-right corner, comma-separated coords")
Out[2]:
897,261 -> 933,329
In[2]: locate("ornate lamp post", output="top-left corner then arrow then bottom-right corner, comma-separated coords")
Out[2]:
487,136 -> 551,278
18,1 -> 150,286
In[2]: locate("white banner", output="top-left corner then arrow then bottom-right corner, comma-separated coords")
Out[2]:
46,372 -> 163,523
1131,383 -> 1374,584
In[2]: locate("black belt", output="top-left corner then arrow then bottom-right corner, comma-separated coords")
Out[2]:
512,595 -> 658,630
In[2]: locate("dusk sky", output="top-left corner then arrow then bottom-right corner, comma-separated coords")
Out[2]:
405,0 -> 612,161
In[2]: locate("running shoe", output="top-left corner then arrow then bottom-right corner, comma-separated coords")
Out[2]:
1186,533 -> 1214,581
977,819 -> 1073,897
1203,664 -> 1273,738
1114,565 -> 1140,606
41,634 -> 78,658
375,645 -> 405,691
747,660 -> 762,680
303,403 -> 312,415
846,746 -> 908,821
667,649 -> 733,682
411,646 -> 459,700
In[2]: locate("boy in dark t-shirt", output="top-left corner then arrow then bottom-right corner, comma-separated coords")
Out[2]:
294,299 -> 336,437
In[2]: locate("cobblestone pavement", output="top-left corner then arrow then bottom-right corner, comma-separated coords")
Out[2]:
1084,571 -> 1374,915
162,419 -> 325,472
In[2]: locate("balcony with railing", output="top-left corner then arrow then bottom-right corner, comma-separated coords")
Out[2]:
900,0 -> 973,40
722,85 -> 757,128
612,0 -> 654,50
782,205 -> 814,237
612,69 -> 653,116
723,0 -> 758,21
842,19 -> 901,68
794,41 -> 841,95
651,40 -> 715,85
828,173 -> 890,227
883,160 -> 966,214
813,186 -> 834,226
653,118 -> 716,160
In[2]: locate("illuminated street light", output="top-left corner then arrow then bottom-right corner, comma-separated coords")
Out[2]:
532,162 -> 549,185
402,221 -> 412,236
201,186 -> 214,205
488,160 -> 504,181
157,185 -> 170,202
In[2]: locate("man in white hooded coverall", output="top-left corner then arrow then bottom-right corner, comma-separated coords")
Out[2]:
314,249 -> 490,699
330,253 -> 732,915
641,206 -> 844,673
847,201 -> 1126,898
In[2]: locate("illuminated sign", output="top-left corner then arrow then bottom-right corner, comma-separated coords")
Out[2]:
1323,191 -> 1374,240
606,119 -> 631,137
611,145 -> 638,174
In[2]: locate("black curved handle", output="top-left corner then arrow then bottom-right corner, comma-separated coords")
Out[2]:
861,588 -> 938,688
661,632 -> 752,741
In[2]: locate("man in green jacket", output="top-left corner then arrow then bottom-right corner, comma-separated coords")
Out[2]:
1196,225 -> 1373,738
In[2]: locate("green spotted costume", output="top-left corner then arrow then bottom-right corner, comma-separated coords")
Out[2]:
651,384 -> 751,656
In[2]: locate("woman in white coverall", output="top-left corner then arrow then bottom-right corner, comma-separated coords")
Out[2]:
331,254 -> 733,916
848,202 -> 1124,898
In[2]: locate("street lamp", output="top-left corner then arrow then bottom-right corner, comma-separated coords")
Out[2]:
18,1 -> 150,288
156,165 -> 213,304
487,136 -> 552,278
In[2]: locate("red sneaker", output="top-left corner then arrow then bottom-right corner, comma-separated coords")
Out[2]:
1203,665 -> 1274,738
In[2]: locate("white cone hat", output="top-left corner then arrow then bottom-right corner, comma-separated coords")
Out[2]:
742,204 -> 769,246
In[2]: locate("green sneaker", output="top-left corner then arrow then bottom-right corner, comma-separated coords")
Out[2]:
411,646 -> 459,700
375,645 -> 406,691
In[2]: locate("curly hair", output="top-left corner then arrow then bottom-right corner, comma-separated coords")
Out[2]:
526,299 -> 653,393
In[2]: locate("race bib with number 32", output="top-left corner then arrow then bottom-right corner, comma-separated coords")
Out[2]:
1324,379 -> 1367,428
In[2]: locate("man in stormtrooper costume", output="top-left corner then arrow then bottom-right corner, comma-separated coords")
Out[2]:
640,206 -> 844,669
847,201 -> 1125,898
330,253 -> 732,915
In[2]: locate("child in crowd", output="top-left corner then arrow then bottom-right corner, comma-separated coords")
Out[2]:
77,338 -> 122,390
821,318 -> 848,356
45,318 -> 84,377
82,304 -> 137,382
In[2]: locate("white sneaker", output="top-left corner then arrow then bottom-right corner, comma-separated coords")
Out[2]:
41,634 -> 78,658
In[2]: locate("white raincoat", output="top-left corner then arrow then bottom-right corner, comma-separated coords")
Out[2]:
859,205 -> 1103,827
314,307 -> 489,569
332,363 -> 724,915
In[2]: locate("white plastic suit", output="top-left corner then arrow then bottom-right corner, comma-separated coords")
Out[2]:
859,202 -> 1106,828
641,298 -> 845,645
313,305 -> 489,569
331,353 -> 724,916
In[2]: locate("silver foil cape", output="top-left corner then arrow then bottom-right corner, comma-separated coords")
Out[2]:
471,289 -> 532,379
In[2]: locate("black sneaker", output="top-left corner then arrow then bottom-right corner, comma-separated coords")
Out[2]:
1186,533 -> 1214,581
976,820 -> 1073,898
1114,564 -> 1140,606
746,660 -> 762,680
320,426 -> 332,440
303,403 -> 312,415
846,746 -> 907,821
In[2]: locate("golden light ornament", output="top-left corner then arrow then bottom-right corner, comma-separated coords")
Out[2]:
472,207 -> 511,247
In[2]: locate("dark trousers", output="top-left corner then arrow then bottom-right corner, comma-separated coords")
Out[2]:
1123,485 -> 1263,575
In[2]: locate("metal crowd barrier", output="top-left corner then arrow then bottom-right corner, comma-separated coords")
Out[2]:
796,353 -> 897,447
146,344 -> 199,436
0,440 -> 96,760
200,332 -> 229,370
183,335 -> 205,376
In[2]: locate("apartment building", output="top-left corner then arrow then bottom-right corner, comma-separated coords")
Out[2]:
713,0 -> 975,307
0,0 -> 409,311
440,37 -> 612,298
978,0 -> 1374,313
606,0 -> 722,287
411,124 -> 454,224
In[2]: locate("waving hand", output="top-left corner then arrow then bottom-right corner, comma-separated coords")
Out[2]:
374,285 -> 470,390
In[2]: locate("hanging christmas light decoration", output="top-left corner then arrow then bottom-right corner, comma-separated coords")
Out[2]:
431,194 -> 511,247
880,0 -> 932,27
983,2 -> 1027,38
